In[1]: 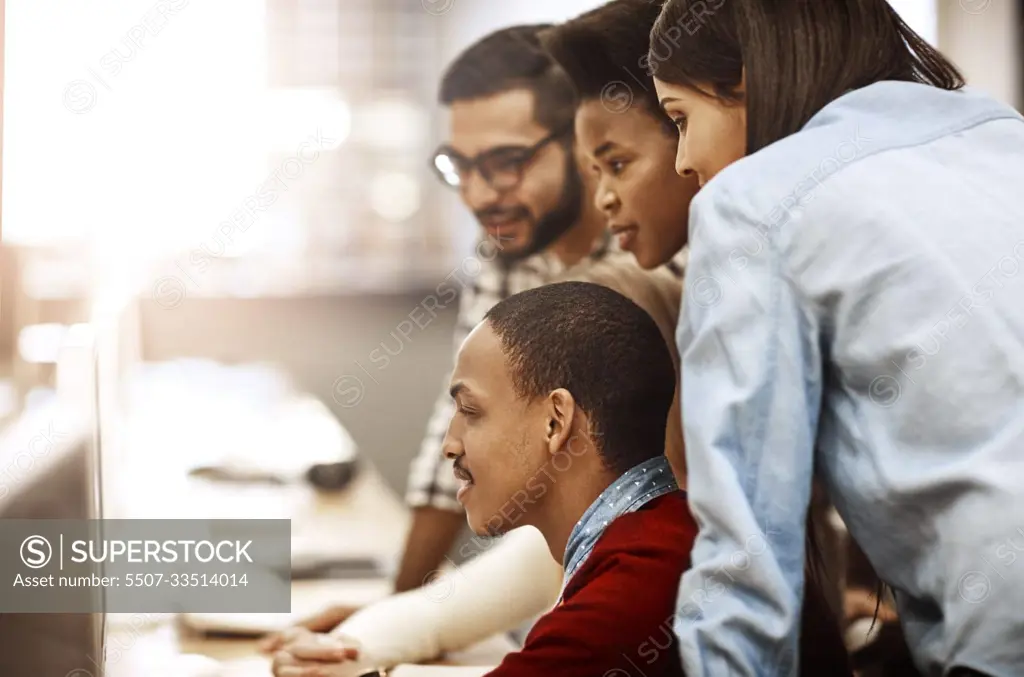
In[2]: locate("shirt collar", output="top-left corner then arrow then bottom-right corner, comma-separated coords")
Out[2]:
561,455 -> 679,586
531,229 -> 614,278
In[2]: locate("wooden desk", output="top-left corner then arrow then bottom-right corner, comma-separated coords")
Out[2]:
103,436 -> 512,675
105,609 -> 514,676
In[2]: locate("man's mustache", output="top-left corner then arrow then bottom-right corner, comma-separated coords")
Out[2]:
475,206 -> 530,225
475,208 -> 529,248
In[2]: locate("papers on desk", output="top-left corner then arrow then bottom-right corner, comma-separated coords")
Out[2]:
214,659 -> 496,677
290,530 -> 392,579
391,667 -> 493,677
179,578 -> 392,636
179,612 -> 295,636
185,395 -> 360,483
126,361 -> 358,484
115,360 -> 366,534
217,656 -> 273,676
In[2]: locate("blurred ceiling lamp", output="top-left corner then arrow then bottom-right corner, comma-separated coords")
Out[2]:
224,206 -> 308,259
265,87 -> 350,153
370,172 -> 422,223
357,96 -> 428,150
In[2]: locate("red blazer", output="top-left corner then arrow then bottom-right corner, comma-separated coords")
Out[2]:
485,491 -> 851,677
487,492 -> 692,677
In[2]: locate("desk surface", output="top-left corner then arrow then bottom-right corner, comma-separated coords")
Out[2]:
103,424 -> 511,675
106,613 -> 513,676
106,619 -> 513,677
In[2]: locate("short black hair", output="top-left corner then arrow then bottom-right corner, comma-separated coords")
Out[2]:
485,281 -> 675,475
439,24 -> 577,133
540,0 -> 673,134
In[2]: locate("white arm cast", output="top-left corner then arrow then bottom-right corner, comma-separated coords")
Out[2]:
331,526 -> 561,670
390,667 -> 493,677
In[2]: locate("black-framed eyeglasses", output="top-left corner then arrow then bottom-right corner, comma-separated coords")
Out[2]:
430,126 -> 572,191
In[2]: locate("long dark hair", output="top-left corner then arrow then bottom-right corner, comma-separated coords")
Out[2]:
649,0 -> 965,154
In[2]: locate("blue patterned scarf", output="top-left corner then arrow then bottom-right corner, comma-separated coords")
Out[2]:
560,455 -> 679,599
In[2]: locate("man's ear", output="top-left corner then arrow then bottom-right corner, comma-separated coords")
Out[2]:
545,388 -> 576,456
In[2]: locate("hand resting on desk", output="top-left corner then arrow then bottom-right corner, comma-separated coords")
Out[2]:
271,633 -> 492,677
265,526 -> 560,675
270,631 -> 495,676
271,630 -> 363,676
258,604 -> 361,653
272,635 -> 487,675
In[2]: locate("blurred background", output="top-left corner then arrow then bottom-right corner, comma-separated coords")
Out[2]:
1,0 -> 1022,497
0,2 -> 1020,674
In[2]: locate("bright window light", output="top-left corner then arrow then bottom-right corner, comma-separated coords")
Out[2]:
2,0 -> 278,272
265,88 -> 351,153
356,96 -> 428,150
888,0 -> 938,45
371,172 -> 422,223
18,324 -> 71,364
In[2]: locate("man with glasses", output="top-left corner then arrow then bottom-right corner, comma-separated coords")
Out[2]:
401,23 -> 615,593
260,24 -> 685,652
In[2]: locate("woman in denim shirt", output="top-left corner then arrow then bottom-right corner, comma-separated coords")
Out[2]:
649,1 -> 1024,676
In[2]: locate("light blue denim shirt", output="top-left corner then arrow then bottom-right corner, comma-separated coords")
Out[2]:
561,455 -> 677,599
674,81 -> 1024,677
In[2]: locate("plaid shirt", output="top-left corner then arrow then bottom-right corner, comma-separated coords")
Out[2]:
405,234 -> 687,511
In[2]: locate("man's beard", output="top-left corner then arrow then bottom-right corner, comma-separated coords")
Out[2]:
478,148 -> 584,266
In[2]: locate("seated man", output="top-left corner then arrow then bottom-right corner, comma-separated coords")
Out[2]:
275,281 -> 695,676
267,254 -> 687,676
272,285 -> 850,677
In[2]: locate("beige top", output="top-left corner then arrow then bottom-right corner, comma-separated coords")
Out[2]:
557,249 -> 687,479
558,248 -> 686,363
